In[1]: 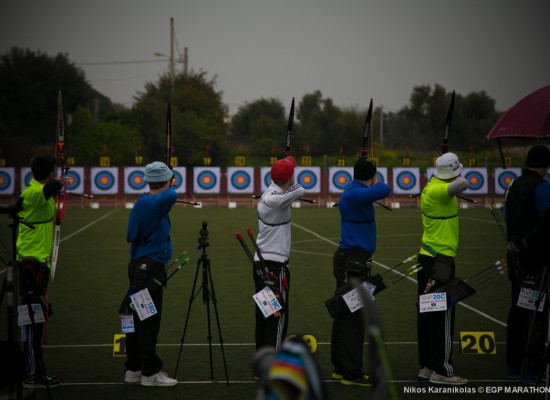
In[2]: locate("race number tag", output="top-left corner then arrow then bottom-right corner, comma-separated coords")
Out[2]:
419,293 -> 447,313
342,282 -> 376,313
120,314 -> 135,333
517,287 -> 546,312
17,304 -> 45,326
253,286 -> 282,318
130,288 -> 157,321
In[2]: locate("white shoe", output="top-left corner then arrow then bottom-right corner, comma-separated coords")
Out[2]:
429,372 -> 468,385
418,367 -> 433,382
141,371 -> 178,387
125,370 -> 142,383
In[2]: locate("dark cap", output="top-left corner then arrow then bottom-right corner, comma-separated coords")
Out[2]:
353,157 -> 376,180
526,145 -> 550,168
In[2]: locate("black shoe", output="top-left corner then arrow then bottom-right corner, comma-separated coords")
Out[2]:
23,373 -> 61,388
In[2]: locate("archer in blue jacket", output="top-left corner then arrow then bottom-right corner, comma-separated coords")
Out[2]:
330,157 -> 391,387
122,161 -> 179,387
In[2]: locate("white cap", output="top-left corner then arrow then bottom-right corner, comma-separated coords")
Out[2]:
434,153 -> 462,180
144,161 -> 173,182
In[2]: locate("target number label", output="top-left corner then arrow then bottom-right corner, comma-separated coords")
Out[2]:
113,334 -> 127,357
460,331 -> 496,354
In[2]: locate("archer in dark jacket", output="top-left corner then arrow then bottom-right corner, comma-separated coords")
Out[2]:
504,145 -> 550,385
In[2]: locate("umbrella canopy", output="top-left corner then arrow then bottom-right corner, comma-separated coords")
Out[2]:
485,85 -> 550,140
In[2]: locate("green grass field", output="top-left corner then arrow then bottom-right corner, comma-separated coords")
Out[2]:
0,204 -> 519,399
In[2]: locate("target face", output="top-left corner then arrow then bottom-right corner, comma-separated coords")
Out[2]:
396,171 -> 417,191
332,170 -> 352,191
464,170 -> 484,191
231,170 -> 251,190
197,170 -> 217,190
297,170 -> 318,190
127,170 -> 146,191
264,172 -> 272,188
94,171 -> 116,190
171,170 -> 184,190
24,171 -> 33,187
0,171 -> 11,191
64,170 -> 81,191
374,171 -> 385,184
497,170 -> 518,191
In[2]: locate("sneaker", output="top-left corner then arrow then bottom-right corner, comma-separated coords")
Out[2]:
341,374 -> 372,387
125,369 -> 142,383
23,373 -> 61,389
331,371 -> 343,380
505,367 -> 521,380
418,367 -> 433,382
429,372 -> 468,386
141,371 -> 178,387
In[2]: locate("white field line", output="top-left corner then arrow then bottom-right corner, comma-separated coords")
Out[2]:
291,222 -> 507,328
60,209 -> 120,243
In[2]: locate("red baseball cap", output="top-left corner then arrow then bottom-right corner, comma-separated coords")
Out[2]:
271,156 -> 297,182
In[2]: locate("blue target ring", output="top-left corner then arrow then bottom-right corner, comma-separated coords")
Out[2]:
297,170 -> 317,190
230,170 -> 251,190
24,172 -> 33,187
197,170 -> 217,190
264,172 -> 271,188
172,170 -> 183,190
0,171 -> 11,191
497,171 -> 518,191
332,171 -> 352,190
94,171 -> 115,190
374,171 -> 385,184
65,170 -> 81,191
396,171 -> 416,191
465,171 -> 484,191
127,171 -> 146,191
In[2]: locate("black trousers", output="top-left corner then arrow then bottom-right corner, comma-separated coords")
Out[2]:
505,261 -> 548,374
253,260 -> 290,351
18,259 -> 50,380
416,253 -> 456,377
124,257 -> 165,376
330,249 -> 367,380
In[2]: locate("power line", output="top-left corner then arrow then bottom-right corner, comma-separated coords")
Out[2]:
76,59 -> 166,66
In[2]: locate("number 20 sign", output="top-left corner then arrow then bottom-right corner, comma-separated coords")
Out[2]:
460,331 -> 496,354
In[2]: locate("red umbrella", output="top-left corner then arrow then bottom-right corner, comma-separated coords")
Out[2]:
485,85 -> 550,166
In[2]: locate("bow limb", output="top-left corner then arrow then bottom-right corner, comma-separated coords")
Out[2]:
361,98 -> 373,158
285,98 -> 295,156
441,90 -> 455,154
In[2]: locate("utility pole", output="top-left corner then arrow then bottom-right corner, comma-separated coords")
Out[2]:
169,17 -> 175,89
183,47 -> 188,76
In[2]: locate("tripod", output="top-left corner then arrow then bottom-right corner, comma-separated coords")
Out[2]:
174,221 -> 229,384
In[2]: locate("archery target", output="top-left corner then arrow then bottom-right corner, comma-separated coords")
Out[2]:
261,167 -> 272,192
193,167 -> 220,194
227,167 -> 254,193
172,167 -> 186,194
392,167 -> 420,194
494,167 -> 520,195
374,167 -> 388,185
124,167 -> 146,194
295,167 -> 320,193
462,168 -> 487,194
0,168 -> 14,195
329,167 -> 352,193
91,167 -> 118,195
63,167 -> 84,193
20,167 -> 33,188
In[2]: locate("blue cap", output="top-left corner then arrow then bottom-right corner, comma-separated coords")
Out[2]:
144,161 -> 172,182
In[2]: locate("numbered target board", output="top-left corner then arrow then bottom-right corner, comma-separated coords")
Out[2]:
460,331 -> 496,354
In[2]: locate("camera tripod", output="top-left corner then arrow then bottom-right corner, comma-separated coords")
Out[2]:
174,221 -> 229,384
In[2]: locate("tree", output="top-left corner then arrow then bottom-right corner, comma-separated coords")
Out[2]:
0,47 -> 115,165
132,70 -> 229,166
229,98 -> 286,156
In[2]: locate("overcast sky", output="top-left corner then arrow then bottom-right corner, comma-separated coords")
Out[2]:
1,0 -> 549,115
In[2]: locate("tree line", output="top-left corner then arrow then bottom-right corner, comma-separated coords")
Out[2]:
0,47 -> 502,167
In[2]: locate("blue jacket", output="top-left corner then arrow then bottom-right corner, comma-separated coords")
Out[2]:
126,187 -> 177,263
338,180 -> 391,255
